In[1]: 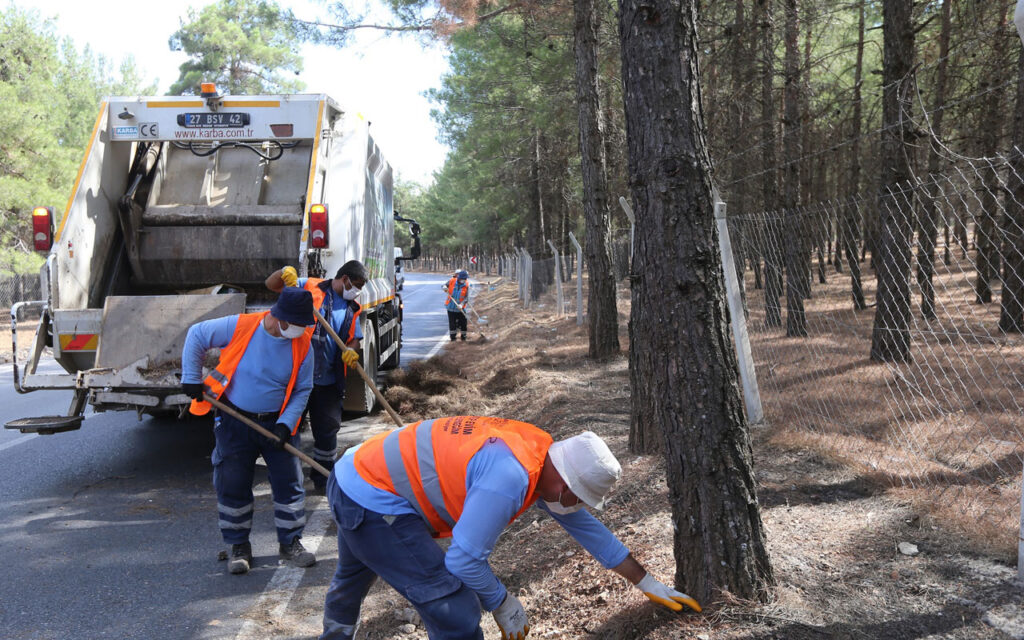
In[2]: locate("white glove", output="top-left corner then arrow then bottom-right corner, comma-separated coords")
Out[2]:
492,593 -> 529,640
635,573 -> 702,612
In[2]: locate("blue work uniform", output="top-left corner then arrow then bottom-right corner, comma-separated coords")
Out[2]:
319,439 -> 629,640
299,278 -> 364,488
182,315 -> 314,545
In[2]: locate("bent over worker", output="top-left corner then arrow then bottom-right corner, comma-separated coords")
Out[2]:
443,269 -> 470,342
181,287 -> 317,575
266,261 -> 366,492
319,416 -> 700,640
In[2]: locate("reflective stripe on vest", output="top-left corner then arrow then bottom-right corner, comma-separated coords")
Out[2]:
353,417 -> 553,538
188,311 -> 312,431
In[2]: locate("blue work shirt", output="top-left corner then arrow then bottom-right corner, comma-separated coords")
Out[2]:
181,314 -> 313,428
444,279 -> 470,312
336,439 -> 629,611
298,278 -> 363,387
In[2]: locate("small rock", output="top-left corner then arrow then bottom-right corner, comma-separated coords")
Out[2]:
399,623 -> 417,634
395,607 -> 419,624
217,550 -> 228,561
898,542 -> 919,556
698,635 -> 711,640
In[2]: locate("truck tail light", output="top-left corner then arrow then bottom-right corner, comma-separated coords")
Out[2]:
309,204 -> 329,249
32,206 -> 54,252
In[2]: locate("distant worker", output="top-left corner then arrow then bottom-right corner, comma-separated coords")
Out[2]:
318,416 -> 700,640
443,269 -> 470,342
181,287 -> 317,575
266,261 -> 366,493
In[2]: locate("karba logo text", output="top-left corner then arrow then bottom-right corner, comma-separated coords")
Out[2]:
113,126 -> 138,137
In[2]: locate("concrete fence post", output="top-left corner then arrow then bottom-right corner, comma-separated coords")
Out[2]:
547,240 -> 564,317
568,232 -> 584,325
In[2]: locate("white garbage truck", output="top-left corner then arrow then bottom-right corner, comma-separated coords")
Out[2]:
7,86 -> 420,433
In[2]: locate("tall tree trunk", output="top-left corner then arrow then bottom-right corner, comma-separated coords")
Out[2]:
727,0 -> 750,309
975,3 -> 1010,304
1001,47 -> 1024,333
842,0 -> 866,311
527,129 -> 548,300
760,0 -> 783,327
783,0 -> 806,336
573,0 -> 621,360
917,0 -> 951,321
619,0 -> 774,603
870,0 -> 915,362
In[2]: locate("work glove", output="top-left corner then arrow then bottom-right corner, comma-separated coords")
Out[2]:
182,382 -> 205,401
271,423 -> 292,450
492,593 -> 529,640
635,573 -> 702,613
281,266 -> 299,288
341,348 -> 360,367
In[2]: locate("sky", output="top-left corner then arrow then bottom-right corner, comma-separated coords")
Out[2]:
13,0 -> 450,185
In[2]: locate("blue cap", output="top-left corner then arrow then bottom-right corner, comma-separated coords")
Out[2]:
457,270 -> 468,280
270,287 -> 314,326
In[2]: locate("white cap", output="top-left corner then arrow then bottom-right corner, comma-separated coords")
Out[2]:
548,431 -> 621,510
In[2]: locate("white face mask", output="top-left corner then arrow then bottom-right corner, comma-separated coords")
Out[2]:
544,490 -> 585,515
279,323 -> 306,339
342,286 -> 361,301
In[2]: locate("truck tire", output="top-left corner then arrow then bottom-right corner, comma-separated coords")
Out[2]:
343,319 -> 379,415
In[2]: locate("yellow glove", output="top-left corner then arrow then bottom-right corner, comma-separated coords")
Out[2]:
281,266 -> 298,288
635,574 -> 702,612
341,348 -> 359,367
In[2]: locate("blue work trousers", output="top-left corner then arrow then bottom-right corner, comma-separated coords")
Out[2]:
320,472 -> 483,640
308,384 -> 343,489
212,411 -> 307,545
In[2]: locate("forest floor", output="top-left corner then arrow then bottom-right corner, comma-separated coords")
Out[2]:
282,274 -> 1024,640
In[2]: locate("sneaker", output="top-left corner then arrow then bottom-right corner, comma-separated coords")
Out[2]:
228,542 -> 252,575
279,537 -> 316,568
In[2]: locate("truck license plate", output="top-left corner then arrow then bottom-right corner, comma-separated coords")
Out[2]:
177,112 -> 251,128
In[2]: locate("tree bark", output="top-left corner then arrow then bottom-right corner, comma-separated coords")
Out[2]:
975,3 -> 1009,304
783,0 -> 806,337
870,0 -> 915,363
842,0 -> 866,311
619,0 -> 774,603
760,0 -> 783,327
917,0 -> 951,321
573,0 -> 621,360
1001,47 -> 1024,333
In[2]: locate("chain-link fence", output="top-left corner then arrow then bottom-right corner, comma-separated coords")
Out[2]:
728,152 -> 1024,548
0,272 -> 42,315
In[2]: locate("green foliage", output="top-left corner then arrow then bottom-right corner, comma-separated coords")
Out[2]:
0,5 -> 153,275
168,0 -> 305,96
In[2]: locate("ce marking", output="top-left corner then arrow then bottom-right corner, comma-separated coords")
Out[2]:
139,122 -> 159,138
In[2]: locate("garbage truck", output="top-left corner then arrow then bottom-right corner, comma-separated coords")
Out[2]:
7,86 -> 421,434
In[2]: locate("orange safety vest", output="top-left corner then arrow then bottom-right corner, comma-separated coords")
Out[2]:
189,311 -> 313,433
305,278 -> 362,344
444,277 -> 468,307
353,416 -> 553,538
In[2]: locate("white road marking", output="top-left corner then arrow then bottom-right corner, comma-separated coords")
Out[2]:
0,433 -> 37,453
425,334 -> 450,360
234,494 -> 331,640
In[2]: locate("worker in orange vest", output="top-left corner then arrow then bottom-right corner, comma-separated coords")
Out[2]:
318,416 -> 700,640
181,287 -> 317,575
266,261 -> 366,493
443,269 -> 470,341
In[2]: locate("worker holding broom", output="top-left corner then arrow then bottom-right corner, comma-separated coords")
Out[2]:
181,287 -> 317,575
443,269 -> 471,341
319,416 -> 700,640
265,261 -> 366,493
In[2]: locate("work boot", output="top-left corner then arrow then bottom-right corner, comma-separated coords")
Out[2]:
460,333 -> 467,341
449,334 -> 456,342
228,542 -> 253,575
279,537 -> 316,568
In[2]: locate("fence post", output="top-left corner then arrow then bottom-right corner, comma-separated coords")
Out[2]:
521,249 -> 532,308
568,232 -> 584,326
618,196 -> 636,267
547,240 -> 564,317
715,199 -> 763,425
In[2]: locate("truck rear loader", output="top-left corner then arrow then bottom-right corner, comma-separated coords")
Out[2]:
8,87 -> 420,433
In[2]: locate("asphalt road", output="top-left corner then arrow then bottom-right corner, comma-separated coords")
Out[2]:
0,271 -> 460,640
